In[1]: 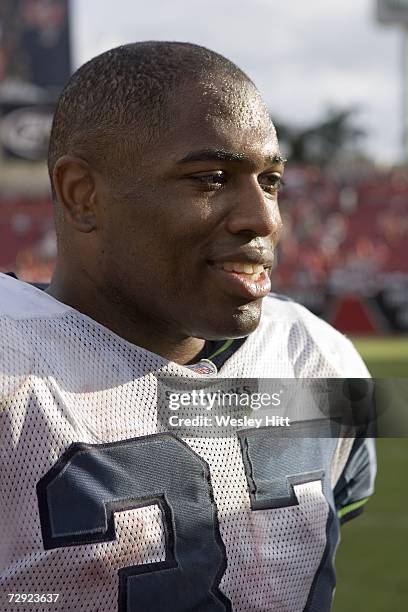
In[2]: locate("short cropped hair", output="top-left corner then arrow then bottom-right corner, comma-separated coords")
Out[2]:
48,41 -> 253,191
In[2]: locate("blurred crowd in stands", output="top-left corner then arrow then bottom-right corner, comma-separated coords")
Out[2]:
0,195 -> 55,282
1,165 -> 407,291
275,165 -> 408,293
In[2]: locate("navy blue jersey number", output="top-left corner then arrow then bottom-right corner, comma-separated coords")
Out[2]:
37,434 -> 230,612
238,427 -> 326,510
37,430 -> 330,611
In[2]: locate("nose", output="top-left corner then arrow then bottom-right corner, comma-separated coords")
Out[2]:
226,176 -> 283,239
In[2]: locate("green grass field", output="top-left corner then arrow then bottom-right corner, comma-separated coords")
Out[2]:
333,336 -> 408,612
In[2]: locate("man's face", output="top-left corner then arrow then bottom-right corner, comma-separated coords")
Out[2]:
95,81 -> 284,341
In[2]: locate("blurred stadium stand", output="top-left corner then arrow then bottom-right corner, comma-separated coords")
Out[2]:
0,0 -> 68,280
273,165 -> 408,334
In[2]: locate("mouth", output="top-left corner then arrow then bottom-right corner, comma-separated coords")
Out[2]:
208,260 -> 272,299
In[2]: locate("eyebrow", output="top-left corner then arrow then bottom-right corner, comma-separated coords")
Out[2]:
176,148 -> 286,166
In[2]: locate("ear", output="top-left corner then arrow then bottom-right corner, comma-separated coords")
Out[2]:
52,155 -> 97,233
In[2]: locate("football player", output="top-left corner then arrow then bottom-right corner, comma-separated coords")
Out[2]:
0,42 -> 375,611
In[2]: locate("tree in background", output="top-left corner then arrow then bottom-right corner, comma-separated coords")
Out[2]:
274,107 -> 367,166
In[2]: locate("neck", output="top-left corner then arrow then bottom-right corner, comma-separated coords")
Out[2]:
46,269 -> 205,365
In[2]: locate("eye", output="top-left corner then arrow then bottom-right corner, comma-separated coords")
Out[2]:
189,171 -> 227,191
259,173 -> 285,196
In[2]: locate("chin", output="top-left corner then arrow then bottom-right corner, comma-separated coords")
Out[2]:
230,303 -> 262,336
191,300 -> 263,340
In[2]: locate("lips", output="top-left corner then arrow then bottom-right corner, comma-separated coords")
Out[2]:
208,259 -> 272,299
206,242 -> 275,300
213,261 -> 266,281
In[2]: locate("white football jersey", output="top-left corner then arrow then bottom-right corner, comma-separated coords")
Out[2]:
0,273 -> 375,611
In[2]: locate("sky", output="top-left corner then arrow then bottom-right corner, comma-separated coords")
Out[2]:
71,0 -> 404,165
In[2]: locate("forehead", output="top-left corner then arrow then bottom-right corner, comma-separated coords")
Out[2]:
159,80 -> 279,165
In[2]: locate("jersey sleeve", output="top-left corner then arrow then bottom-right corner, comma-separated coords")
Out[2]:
326,331 -> 376,523
334,436 -> 376,524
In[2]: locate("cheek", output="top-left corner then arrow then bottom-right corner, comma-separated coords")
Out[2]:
101,187 -> 218,278
164,207 -> 218,274
98,215 -> 179,293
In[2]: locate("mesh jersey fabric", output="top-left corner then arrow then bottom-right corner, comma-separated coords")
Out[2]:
0,273 -> 375,612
